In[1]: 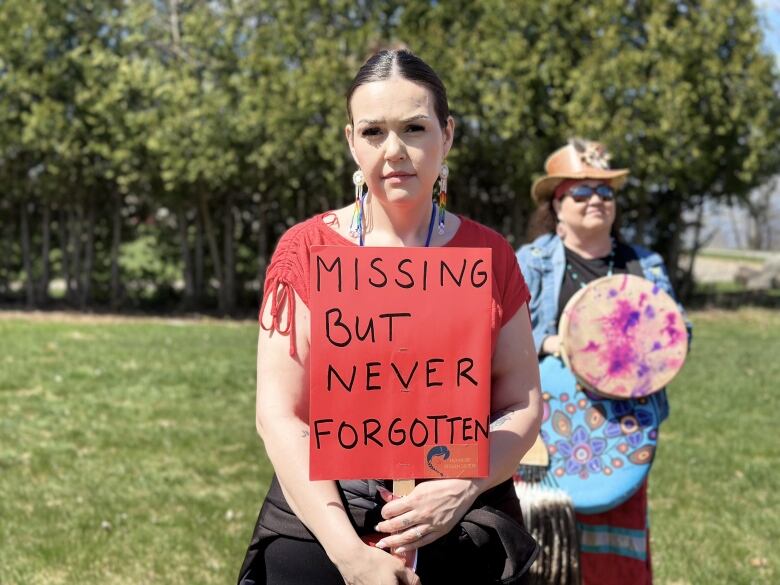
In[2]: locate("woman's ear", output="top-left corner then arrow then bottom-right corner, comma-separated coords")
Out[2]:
552,199 -> 566,239
442,116 -> 455,157
345,124 -> 358,165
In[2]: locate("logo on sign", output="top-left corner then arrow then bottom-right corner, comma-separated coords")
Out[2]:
423,444 -> 478,478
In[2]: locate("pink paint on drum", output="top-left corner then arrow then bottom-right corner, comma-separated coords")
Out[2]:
559,274 -> 688,398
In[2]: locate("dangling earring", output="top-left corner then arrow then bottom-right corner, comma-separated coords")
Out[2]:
437,163 -> 449,235
350,170 -> 367,245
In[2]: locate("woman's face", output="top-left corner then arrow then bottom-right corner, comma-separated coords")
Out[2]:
553,179 -> 616,237
346,76 -> 454,207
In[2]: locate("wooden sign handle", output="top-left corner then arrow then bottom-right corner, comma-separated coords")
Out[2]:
392,479 -> 416,497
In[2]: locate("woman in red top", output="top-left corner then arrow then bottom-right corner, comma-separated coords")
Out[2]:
238,49 -> 542,585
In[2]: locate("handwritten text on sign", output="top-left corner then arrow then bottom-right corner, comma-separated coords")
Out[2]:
309,246 -> 492,480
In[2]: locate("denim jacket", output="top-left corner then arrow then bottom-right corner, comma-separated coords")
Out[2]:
516,233 -> 692,423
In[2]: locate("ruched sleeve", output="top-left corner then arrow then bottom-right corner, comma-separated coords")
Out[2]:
258,222 -> 313,358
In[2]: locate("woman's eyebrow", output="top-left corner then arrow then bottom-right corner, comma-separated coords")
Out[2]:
400,114 -> 430,123
357,114 -> 430,125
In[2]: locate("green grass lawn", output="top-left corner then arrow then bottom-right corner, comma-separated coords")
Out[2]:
0,316 -> 268,585
651,309 -> 779,585
0,310 -> 777,584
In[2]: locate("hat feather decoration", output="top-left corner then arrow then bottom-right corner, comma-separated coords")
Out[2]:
569,137 -> 612,170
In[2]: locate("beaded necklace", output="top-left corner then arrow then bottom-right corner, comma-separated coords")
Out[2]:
565,239 -> 616,289
359,201 -> 437,248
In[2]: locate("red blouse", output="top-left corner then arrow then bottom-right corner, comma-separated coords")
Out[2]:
260,213 -> 530,357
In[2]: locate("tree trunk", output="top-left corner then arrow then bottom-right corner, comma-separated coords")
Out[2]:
110,193 -> 123,310
38,203 -> 51,305
257,201 -> 269,293
727,201 -> 745,249
634,189 -> 649,246
168,0 -> 181,48
0,224 -> 12,296
177,203 -> 195,308
665,200 -> 684,293
223,194 -> 235,314
746,200 -> 762,250
296,188 -> 306,221
79,199 -> 95,309
71,206 -> 83,305
59,208 -> 72,303
199,193 -> 224,312
680,198 -> 706,299
20,201 -> 35,308
194,210 -> 204,305
511,188 -> 526,246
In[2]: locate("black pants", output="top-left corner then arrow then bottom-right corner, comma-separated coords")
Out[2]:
258,537 -> 344,584
240,533 -> 518,585
237,478 -> 535,585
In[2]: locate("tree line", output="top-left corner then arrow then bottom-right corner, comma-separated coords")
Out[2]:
1,0 -> 778,314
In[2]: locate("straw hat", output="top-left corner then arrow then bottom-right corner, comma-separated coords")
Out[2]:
531,138 -> 629,204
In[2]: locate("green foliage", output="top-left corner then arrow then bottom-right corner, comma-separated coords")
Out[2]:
0,0 -> 778,310
562,0 -> 780,272
118,229 -> 181,298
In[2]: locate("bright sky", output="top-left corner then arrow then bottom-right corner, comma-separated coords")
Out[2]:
756,0 -> 780,60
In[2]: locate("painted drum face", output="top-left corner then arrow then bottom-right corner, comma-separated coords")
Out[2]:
522,356 -> 662,513
559,274 -> 688,399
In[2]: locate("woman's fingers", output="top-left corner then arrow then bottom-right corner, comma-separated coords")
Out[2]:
380,495 -> 414,520
394,527 -> 439,554
375,510 -> 417,534
376,525 -> 436,552
376,485 -> 396,503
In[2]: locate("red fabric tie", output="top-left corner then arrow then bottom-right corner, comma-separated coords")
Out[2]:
260,277 -> 298,357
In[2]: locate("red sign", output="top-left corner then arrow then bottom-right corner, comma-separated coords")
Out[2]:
309,246 -> 492,480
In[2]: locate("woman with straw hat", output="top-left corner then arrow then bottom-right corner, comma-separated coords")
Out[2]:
516,138 -> 691,585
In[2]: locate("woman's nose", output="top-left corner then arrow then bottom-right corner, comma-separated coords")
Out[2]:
384,132 -> 406,160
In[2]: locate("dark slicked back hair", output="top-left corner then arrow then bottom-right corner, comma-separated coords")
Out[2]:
346,49 -> 450,129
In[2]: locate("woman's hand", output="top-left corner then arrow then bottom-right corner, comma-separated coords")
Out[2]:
373,479 -> 480,553
335,543 -> 420,585
542,334 -> 562,357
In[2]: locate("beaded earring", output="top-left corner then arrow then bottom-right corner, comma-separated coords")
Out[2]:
349,169 -> 367,245
437,163 -> 449,235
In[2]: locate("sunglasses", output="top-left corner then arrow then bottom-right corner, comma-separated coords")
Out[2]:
566,184 -> 615,202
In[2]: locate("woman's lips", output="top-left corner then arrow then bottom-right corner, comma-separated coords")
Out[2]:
383,172 -> 415,183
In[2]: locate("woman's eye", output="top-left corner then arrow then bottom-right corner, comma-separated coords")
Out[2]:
361,127 -> 382,137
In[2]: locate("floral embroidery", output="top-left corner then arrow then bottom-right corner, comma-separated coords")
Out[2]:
544,391 -> 658,479
556,425 -> 608,478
